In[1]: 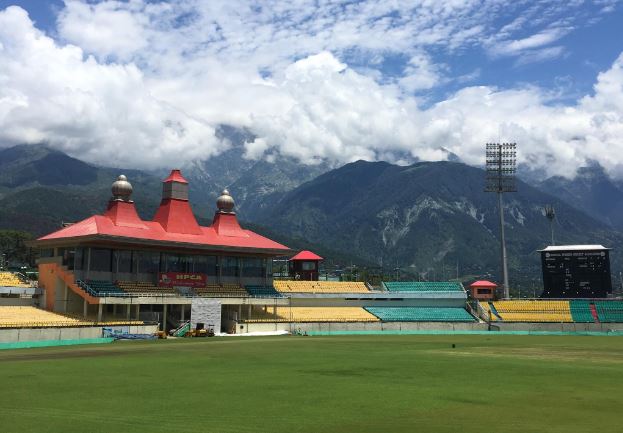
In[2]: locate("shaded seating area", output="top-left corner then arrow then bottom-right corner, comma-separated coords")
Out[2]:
491,301 -> 573,322
594,301 -> 623,323
77,280 -> 124,296
0,306 -> 93,328
383,282 -> 465,292
245,285 -> 282,297
116,281 -> 176,296
273,281 -> 370,293
0,271 -> 30,288
365,307 -> 475,322
245,307 -> 379,323
193,283 -> 248,297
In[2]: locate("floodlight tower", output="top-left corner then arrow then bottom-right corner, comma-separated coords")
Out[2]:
544,204 -> 555,246
485,143 -> 517,299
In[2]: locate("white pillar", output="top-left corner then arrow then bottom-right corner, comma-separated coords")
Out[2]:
180,305 -> 185,322
162,304 -> 168,331
83,298 -> 87,318
126,304 -> 131,319
135,304 -> 140,320
97,303 -> 103,322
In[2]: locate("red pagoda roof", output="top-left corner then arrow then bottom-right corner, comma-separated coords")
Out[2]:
36,170 -> 290,254
290,250 -> 323,261
469,280 -> 497,288
162,169 -> 188,184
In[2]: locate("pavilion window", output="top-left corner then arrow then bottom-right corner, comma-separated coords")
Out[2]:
137,251 -> 159,274
242,257 -> 263,277
193,255 -> 217,275
265,259 -> 272,277
74,247 -> 84,271
91,248 -> 112,272
221,256 -> 240,277
114,250 -> 133,273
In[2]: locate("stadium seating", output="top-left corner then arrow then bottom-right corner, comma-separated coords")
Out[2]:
383,281 -> 465,292
193,283 -> 248,297
365,307 -> 475,322
116,281 -> 177,295
0,271 -> 30,288
594,301 -> 623,323
0,306 -> 93,328
77,280 -> 125,296
245,307 -> 379,323
569,300 -> 595,323
245,285 -> 282,297
273,280 -> 370,293
491,301 -> 573,322
479,301 -> 499,321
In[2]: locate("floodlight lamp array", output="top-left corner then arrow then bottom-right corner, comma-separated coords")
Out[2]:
484,142 -> 517,193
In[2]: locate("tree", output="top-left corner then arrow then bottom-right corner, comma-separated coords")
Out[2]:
0,230 -> 35,268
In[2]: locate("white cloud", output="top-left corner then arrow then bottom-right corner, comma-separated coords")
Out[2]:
0,1 -> 622,181
0,5 -> 220,168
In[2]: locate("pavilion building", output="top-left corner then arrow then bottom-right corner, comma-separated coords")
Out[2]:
33,170 -> 292,328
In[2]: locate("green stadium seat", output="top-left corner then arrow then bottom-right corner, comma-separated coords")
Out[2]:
594,301 -> 623,323
365,307 -> 475,322
383,282 -> 465,293
570,300 -> 595,323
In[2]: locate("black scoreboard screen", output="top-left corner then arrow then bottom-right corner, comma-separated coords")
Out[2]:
541,248 -> 612,298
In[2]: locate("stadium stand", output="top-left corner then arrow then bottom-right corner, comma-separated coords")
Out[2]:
193,283 -> 248,297
569,300 -> 595,323
479,301 -> 499,321
273,280 -> 370,293
383,281 -> 464,292
0,271 -> 30,288
365,307 -> 475,322
594,301 -> 623,323
116,281 -> 177,295
77,280 -> 124,296
245,307 -> 379,323
491,301 -> 573,322
0,306 -> 93,328
245,285 -> 282,297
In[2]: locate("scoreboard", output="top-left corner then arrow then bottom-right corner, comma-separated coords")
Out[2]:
540,245 -> 612,298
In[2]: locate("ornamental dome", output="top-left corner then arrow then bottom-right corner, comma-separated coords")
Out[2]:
111,175 -> 133,201
216,189 -> 235,213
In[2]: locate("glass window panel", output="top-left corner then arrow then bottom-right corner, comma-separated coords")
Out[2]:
221,256 -> 239,277
91,248 -> 112,272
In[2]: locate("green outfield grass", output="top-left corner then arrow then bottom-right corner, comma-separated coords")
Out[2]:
1,335 -> 622,433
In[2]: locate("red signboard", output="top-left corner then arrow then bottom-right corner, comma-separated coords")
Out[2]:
158,272 -> 206,288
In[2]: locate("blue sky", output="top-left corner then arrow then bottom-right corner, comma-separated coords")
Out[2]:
0,1 -> 622,176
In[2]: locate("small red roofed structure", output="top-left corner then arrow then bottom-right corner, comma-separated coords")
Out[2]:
289,250 -> 323,281
469,280 -> 497,300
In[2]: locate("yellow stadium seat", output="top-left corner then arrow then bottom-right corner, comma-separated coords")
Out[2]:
491,300 -> 573,322
245,307 -> 379,323
0,271 -> 31,288
0,306 -> 93,328
273,280 -> 370,294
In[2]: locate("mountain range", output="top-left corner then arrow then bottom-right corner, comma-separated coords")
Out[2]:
1,142 -> 622,293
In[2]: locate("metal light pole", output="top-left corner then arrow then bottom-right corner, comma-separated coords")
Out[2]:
485,143 -> 517,299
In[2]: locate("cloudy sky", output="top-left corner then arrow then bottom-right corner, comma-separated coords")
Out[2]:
0,0 -> 622,177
